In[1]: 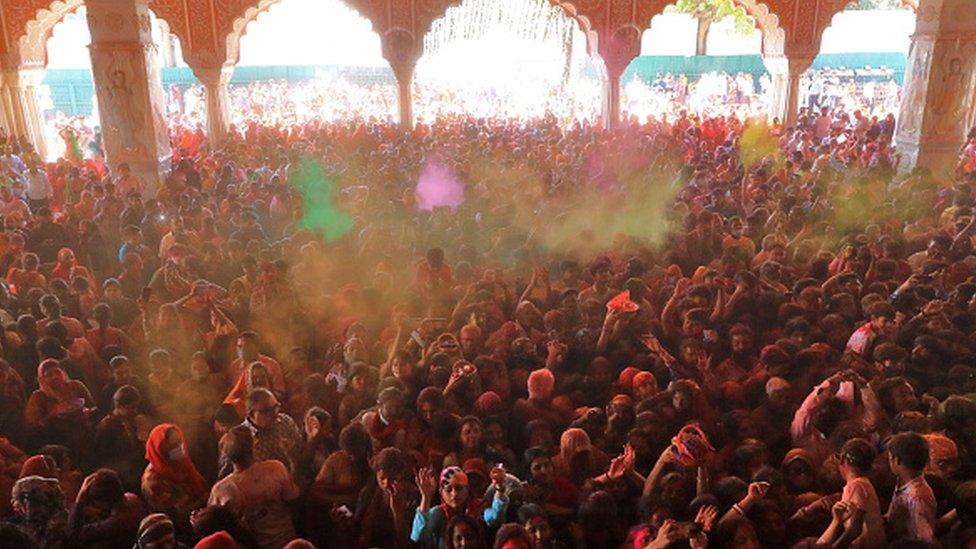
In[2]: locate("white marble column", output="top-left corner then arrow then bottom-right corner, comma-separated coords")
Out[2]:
85,0 -> 171,191
158,21 -> 177,68
193,65 -> 234,146
0,72 -> 10,138
0,67 -> 48,159
598,34 -> 640,129
895,0 -> 976,172
393,64 -> 414,129
601,59 -> 627,130
763,55 -> 814,128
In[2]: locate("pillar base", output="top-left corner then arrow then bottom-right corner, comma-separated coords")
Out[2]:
0,67 -> 48,160
895,136 -> 964,174
763,56 -> 814,128
193,65 -> 234,146
126,156 -> 171,193
894,0 -> 976,173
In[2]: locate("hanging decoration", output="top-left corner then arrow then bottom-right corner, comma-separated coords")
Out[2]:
424,0 -> 578,62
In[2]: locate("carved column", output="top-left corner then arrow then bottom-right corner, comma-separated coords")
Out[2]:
158,21 -> 177,68
598,27 -> 641,130
763,55 -> 814,128
393,63 -> 414,129
0,66 -> 48,159
0,72 -> 9,136
193,65 -> 234,146
382,30 -> 420,129
85,0 -> 171,190
895,0 -> 976,172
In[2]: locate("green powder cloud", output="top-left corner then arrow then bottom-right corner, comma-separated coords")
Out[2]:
291,155 -> 353,242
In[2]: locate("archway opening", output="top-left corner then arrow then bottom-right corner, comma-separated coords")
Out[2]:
624,1 -> 762,122
234,0 -> 395,124
43,6 -> 181,161
414,0 -> 596,124
799,0 -> 914,120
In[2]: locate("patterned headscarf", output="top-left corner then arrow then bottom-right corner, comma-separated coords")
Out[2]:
12,476 -> 67,542
134,513 -> 175,549
439,466 -> 468,488
12,475 -> 64,509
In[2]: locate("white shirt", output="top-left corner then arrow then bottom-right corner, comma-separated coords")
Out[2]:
23,169 -> 51,200
814,115 -> 833,139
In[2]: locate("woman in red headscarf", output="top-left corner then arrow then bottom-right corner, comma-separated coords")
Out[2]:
141,424 -> 209,528
24,359 -> 94,452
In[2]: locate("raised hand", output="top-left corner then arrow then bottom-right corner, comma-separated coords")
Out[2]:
415,467 -> 437,501
831,500 -> 852,523
489,464 -> 507,488
608,444 -> 636,479
746,481 -> 769,501
695,505 -> 718,533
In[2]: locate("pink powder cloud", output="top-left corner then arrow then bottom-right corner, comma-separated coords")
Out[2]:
416,159 -> 464,211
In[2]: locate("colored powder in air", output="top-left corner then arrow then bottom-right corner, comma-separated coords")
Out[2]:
739,121 -> 782,169
416,159 -> 464,211
290,156 -> 352,242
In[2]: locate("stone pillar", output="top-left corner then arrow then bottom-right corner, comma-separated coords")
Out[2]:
381,30 -> 420,129
0,67 -> 48,159
601,60 -> 627,130
158,22 -> 177,68
0,73 -> 9,137
597,27 -> 640,130
895,0 -> 976,172
764,55 -> 814,128
395,66 -> 414,129
193,65 -> 234,146
86,0 -> 171,191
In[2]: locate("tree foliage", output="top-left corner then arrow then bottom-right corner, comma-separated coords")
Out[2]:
846,0 -> 910,10
671,0 -> 755,35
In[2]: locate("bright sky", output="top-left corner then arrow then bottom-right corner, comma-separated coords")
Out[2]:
45,1 -> 914,70
238,0 -> 387,66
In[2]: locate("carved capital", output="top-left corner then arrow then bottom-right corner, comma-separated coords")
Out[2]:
762,55 -> 815,78
599,26 -> 641,77
382,28 -> 421,79
192,65 -> 235,89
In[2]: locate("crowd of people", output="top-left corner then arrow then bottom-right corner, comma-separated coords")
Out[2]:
1,87 -> 976,549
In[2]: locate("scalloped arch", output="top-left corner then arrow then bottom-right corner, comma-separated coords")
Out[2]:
225,0 -> 389,67
733,0 -> 786,55
226,0 -> 278,66
11,0 -> 192,68
806,0 -> 919,60
18,0 -> 83,67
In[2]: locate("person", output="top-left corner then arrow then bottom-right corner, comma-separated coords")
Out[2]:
24,359 -> 94,454
223,361 -> 273,418
23,161 -> 52,212
8,475 -> 69,548
93,385 -> 146,491
520,446 -> 578,518
228,332 -> 284,394
444,514 -> 487,549
353,447 -> 418,548
67,468 -> 147,549
209,425 -> 300,549
114,164 -> 143,199
141,424 -> 209,528
231,388 -> 302,475
411,465 -> 509,548
817,438 -> 885,547
493,523 -> 534,549
132,513 -> 180,549
885,431 -> 937,543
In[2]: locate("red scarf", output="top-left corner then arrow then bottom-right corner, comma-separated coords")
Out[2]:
145,424 -> 209,498
369,412 -> 407,448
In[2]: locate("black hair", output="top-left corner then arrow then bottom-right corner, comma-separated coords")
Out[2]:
839,438 -> 875,475
887,432 -> 929,472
